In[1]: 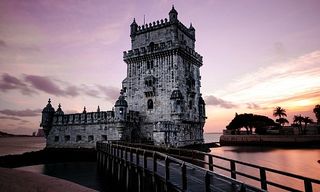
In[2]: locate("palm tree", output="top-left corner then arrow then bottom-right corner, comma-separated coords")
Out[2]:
273,106 -> 287,118
273,106 -> 288,128
293,115 -> 304,134
302,116 -> 313,135
313,104 -> 320,124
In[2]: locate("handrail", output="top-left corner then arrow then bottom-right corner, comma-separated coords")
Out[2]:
107,141 -> 320,192
97,141 -> 264,192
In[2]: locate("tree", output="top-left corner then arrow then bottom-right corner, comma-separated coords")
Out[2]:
273,106 -> 287,118
313,104 -> 320,124
226,113 -> 276,135
302,116 -> 313,135
273,106 -> 288,128
276,117 -> 289,126
293,115 -> 304,134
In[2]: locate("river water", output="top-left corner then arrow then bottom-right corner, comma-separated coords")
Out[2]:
1,135 -> 319,191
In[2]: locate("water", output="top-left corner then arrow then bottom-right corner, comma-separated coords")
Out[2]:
16,162 -> 111,191
0,137 -> 46,156
2,134 -> 320,191
203,132 -> 221,143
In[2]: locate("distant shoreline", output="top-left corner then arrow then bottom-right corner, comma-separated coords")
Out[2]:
220,134 -> 320,147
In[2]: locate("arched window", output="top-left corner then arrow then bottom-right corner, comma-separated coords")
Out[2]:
147,99 -> 153,109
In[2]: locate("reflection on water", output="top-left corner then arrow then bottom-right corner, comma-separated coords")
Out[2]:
17,161 -> 112,192
210,146 -> 320,191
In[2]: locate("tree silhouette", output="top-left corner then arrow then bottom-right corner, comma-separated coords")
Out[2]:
313,104 -> 320,124
276,117 -> 289,126
302,116 -> 313,135
226,113 -> 276,135
273,106 -> 288,128
293,115 -> 304,134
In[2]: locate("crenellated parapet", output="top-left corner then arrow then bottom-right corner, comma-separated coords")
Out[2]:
52,111 -> 114,126
123,42 -> 203,65
52,110 -> 140,126
131,19 -> 195,41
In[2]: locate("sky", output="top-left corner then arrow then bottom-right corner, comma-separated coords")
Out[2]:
0,0 -> 320,134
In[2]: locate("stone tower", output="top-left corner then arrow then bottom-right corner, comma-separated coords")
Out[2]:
40,99 -> 55,137
122,6 -> 206,147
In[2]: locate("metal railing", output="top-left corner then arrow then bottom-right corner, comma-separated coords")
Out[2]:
97,141 -> 264,192
109,141 -> 320,192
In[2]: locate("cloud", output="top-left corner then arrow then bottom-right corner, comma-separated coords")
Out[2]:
0,109 -> 42,117
215,50 -> 320,107
0,73 -> 120,102
97,85 -> 120,101
205,95 -> 237,109
25,75 -> 68,96
246,103 -> 268,110
0,73 -> 36,95
0,40 -> 6,48
0,116 -> 23,121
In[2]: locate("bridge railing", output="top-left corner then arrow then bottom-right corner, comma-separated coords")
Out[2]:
109,141 -> 320,192
97,141 -> 264,192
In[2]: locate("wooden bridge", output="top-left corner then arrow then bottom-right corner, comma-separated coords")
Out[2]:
96,141 -> 320,192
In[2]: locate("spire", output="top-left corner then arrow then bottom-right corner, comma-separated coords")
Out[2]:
83,106 -> 86,113
48,98 -> 51,104
97,106 -> 100,112
55,103 -> 64,115
169,5 -> 178,22
189,23 -> 195,30
130,18 -> 138,36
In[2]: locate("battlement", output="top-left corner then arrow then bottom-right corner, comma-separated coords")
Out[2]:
52,110 -> 139,126
132,18 -> 195,41
123,41 -> 203,63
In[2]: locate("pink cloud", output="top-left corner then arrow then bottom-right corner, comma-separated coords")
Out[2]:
0,109 -> 42,117
0,73 -> 36,95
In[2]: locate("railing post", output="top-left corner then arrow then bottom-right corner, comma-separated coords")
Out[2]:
205,171 -> 210,192
153,152 -> 157,173
130,148 -> 133,163
230,161 -> 236,179
208,156 -> 213,171
143,150 -> 147,169
259,168 -> 267,190
304,179 -> 312,192
165,156 -> 170,182
181,162 -> 187,190
125,147 -> 128,162
136,149 -> 139,167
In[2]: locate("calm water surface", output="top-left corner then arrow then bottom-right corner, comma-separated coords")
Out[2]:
0,137 -> 45,156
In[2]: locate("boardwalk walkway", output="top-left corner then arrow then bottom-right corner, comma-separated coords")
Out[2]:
97,142 -> 264,192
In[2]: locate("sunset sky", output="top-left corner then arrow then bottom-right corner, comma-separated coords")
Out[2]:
0,0 -> 319,134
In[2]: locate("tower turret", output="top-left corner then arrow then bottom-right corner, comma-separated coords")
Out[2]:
130,18 -> 138,37
55,104 -> 64,115
40,99 -> 55,137
114,89 -> 128,121
169,5 -> 178,22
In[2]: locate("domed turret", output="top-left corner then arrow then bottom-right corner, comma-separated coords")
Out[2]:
130,18 -> 138,37
114,89 -> 128,121
169,5 -> 178,22
115,90 -> 128,107
40,99 -> 55,137
55,103 -> 64,115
